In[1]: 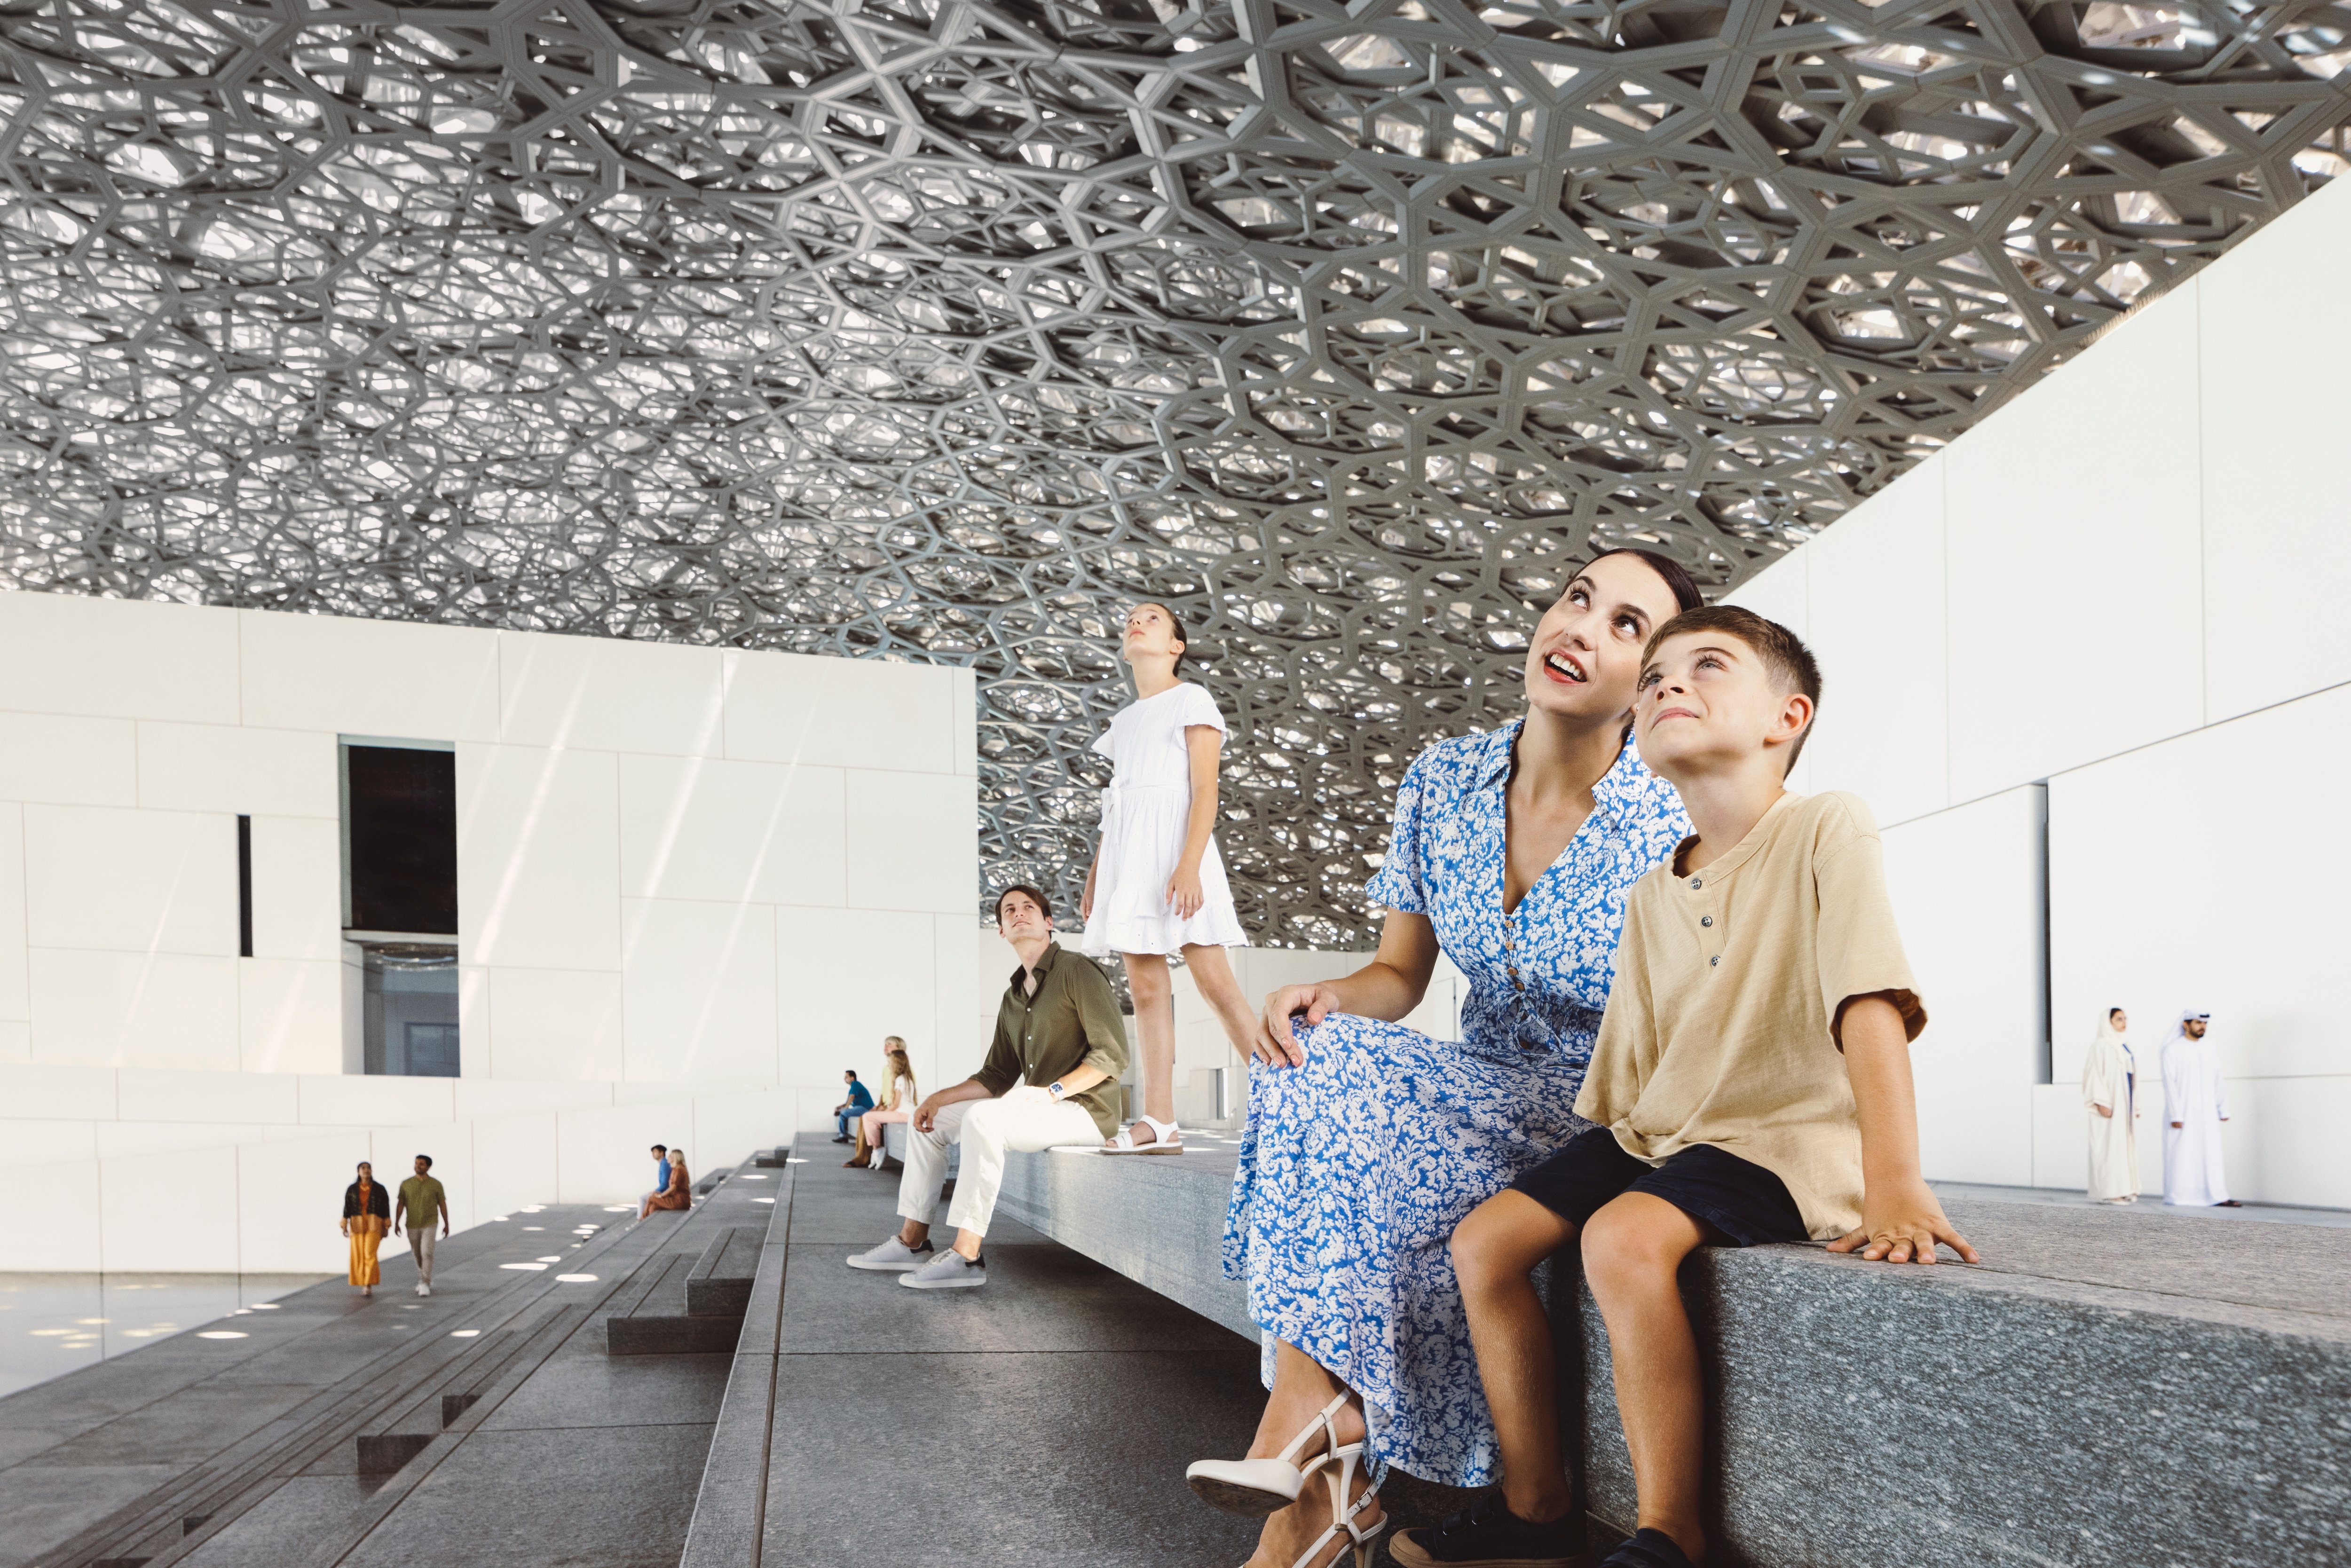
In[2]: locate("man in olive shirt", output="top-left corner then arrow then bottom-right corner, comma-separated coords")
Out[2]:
848,884 -> 1128,1290
394,1154 -> 451,1298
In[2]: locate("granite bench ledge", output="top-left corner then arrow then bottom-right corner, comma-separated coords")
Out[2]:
996,1146 -> 2351,1568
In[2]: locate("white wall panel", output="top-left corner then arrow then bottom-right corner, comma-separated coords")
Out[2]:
498,632 -> 726,756
723,650 -> 955,775
239,609 -> 502,741
471,1111 -> 560,1216
457,744 -> 621,968
0,592 -> 239,724
488,967 -> 625,1082
2230,1076 -> 2351,1210
135,723 -> 338,818
773,906 -> 934,1094
2195,179 -> 2351,724
0,1021 -> 25,1064
103,1143 -> 240,1271
617,755 -> 844,908
0,1155 -> 101,1269
249,815 -> 340,961
237,1132 -> 373,1274
25,804 -> 237,954
298,1071 -> 456,1128
458,964 -> 490,1079
0,1119 -> 97,1168
951,667 -> 978,779
690,1087 -> 794,1175
118,1067 -> 298,1125
0,1063 -> 116,1118
31,949 -> 238,1071
1718,554 -> 1812,796
619,898 -> 776,1085
2051,681 -> 2351,1085
453,1077 -> 614,1119
845,769 -> 978,914
932,914 -> 985,1088
1881,786 -> 2044,1188
0,713 -> 137,805
239,958 -> 344,1074
1943,283 -> 2205,803
97,1121 -> 269,1158
1801,457 -> 1950,827
0,804 -> 25,1020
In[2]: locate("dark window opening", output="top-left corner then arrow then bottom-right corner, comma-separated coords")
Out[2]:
236,814 -> 253,958
343,743 -> 457,936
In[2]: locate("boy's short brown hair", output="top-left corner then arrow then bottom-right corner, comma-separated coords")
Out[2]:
1641,605 -> 1823,771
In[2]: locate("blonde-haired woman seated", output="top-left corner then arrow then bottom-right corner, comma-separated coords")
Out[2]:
639,1149 -> 690,1219
851,1041 -> 919,1169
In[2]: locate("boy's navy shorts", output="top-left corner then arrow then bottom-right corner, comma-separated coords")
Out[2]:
1508,1127 -> 1809,1246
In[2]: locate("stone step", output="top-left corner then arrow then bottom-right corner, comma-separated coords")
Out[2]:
993,1146 -> 2351,1568
684,1226 -> 763,1319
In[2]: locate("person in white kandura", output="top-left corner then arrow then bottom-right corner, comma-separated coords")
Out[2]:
1079,601 -> 1256,1154
2161,1008 -> 2237,1208
2082,1007 -> 2140,1204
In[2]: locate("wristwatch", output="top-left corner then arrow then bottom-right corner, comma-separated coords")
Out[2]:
1047,1080 -> 1067,1102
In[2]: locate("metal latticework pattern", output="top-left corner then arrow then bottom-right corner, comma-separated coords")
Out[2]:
2,0 -> 2346,943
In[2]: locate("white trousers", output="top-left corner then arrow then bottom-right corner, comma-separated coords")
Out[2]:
896,1095 -> 1100,1238
405,1225 -> 435,1284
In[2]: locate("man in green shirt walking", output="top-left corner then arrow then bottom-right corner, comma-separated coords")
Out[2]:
847,885 -> 1128,1291
395,1155 -> 451,1298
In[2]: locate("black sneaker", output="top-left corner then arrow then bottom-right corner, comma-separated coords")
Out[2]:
1389,1495 -> 1586,1568
1598,1528 -> 1698,1568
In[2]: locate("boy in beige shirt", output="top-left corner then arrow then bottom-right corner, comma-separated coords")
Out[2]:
1394,606 -> 1978,1568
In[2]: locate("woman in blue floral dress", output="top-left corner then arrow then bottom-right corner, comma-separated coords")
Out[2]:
1187,549 -> 1701,1568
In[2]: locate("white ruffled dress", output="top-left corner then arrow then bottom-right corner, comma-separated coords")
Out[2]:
1080,681 -> 1247,958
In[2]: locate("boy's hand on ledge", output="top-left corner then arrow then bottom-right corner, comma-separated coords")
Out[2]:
1828,1180 -> 1980,1265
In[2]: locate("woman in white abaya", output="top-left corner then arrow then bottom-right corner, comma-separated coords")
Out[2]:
2081,1007 -> 2139,1203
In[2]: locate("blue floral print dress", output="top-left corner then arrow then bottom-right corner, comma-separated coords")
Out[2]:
1221,719 -> 1690,1486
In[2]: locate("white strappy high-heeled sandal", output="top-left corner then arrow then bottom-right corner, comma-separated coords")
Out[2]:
1287,1443 -> 1384,1568
1185,1391 -> 1351,1516
1102,1113 -> 1183,1155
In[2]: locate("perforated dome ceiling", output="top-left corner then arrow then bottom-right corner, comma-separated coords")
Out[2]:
3,0 -> 2346,943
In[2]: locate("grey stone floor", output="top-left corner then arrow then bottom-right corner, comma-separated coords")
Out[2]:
0,1274 -> 334,1400
0,1196 -> 718,1568
758,1156 -> 1270,1568
1930,1179 -> 2351,1227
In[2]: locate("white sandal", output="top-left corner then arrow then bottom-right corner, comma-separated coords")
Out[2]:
1290,1446 -> 1384,1568
1102,1113 -> 1183,1155
1186,1390 -> 1351,1515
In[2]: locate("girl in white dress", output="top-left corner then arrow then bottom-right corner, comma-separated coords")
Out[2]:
1081,602 -> 1256,1153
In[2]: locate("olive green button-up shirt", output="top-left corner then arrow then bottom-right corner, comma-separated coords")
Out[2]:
977,943 -> 1129,1140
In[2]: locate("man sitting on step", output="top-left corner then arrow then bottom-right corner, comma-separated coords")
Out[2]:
847,884 -> 1128,1291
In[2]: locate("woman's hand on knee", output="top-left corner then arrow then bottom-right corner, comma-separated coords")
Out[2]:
1253,984 -> 1338,1068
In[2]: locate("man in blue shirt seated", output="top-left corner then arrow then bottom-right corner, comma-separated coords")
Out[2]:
832,1071 -> 875,1143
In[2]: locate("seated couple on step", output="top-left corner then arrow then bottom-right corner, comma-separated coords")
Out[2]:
1186,557 -> 1977,1568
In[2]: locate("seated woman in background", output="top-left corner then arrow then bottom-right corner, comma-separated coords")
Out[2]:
1190,549 -> 1701,1568
639,1148 -> 691,1218
852,1042 -> 919,1170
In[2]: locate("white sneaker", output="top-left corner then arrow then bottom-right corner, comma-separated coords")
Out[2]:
845,1236 -> 933,1272
419,1282 -> 431,1296
898,1250 -> 986,1290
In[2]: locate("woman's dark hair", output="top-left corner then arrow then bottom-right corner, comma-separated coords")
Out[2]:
1588,547 -> 1704,614
1136,601 -> 1189,675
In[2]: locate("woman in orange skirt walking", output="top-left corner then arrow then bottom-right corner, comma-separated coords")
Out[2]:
342,1161 -> 391,1297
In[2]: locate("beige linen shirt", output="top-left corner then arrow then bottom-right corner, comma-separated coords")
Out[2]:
1571,791 -> 1924,1238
